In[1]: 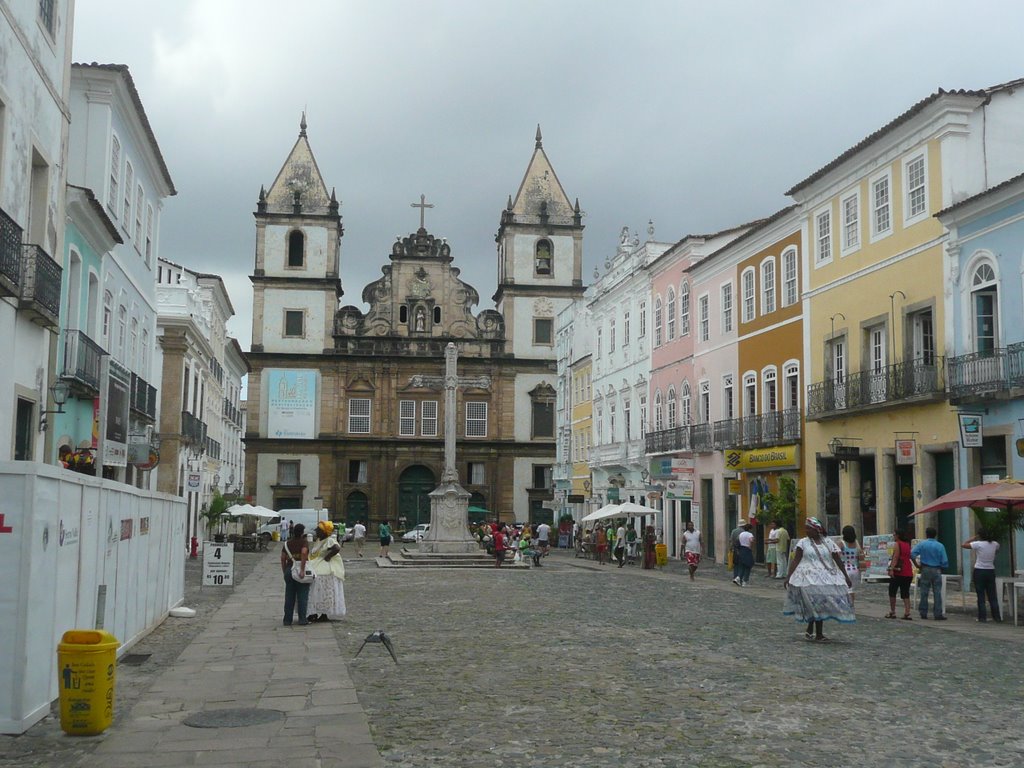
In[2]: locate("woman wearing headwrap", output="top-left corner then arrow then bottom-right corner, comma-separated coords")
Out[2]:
782,516 -> 854,641
306,520 -> 347,623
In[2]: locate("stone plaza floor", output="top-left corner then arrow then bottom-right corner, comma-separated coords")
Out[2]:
2,545 -> 1022,767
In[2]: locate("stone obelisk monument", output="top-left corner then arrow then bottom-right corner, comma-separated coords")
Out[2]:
409,343 -> 488,553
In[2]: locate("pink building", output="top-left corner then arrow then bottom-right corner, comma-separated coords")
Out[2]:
646,226 -> 751,558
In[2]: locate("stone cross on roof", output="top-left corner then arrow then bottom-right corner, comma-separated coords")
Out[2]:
411,194 -> 434,231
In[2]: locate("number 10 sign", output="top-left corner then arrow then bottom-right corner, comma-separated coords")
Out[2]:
203,542 -> 234,587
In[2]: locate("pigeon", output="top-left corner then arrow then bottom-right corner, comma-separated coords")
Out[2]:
354,630 -> 398,664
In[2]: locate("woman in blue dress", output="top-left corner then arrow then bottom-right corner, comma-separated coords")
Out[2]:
783,517 -> 855,641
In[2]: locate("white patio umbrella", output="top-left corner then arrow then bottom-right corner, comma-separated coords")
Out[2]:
617,501 -> 655,516
227,504 -> 278,518
581,504 -> 620,522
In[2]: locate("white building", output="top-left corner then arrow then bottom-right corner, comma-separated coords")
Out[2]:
553,291 -> 592,515
154,259 -> 247,541
589,225 -> 671,511
0,0 -> 73,462
64,63 -> 176,484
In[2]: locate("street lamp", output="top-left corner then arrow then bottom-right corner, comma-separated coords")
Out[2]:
39,378 -> 71,432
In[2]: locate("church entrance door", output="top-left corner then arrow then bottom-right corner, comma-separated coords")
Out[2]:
398,465 -> 436,531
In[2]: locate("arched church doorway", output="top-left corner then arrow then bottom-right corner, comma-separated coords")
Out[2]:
398,465 -> 436,531
345,491 -> 369,526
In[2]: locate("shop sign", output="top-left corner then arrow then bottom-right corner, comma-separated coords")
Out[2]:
895,439 -> 917,465
567,494 -> 585,503
606,487 -> 620,501
649,457 -> 694,478
727,479 -> 742,494
665,478 -> 693,500
724,445 -> 800,471
958,413 -> 983,448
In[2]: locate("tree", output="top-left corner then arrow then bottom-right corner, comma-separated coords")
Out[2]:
200,491 -> 229,538
761,477 -> 800,532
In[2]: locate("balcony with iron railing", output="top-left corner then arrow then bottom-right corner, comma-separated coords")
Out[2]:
129,372 -> 158,421
806,359 -> 944,419
947,344 -> 1024,401
0,205 -> 22,297
61,329 -> 107,394
646,410 -> 804,455
181,410 -> 208,450
19,244 -> 62,330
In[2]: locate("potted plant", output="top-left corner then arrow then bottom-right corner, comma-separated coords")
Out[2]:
200,492 -> 229,542
761,477 -> 799,534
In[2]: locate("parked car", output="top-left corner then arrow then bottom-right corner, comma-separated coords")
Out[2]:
402,523 -> 430,542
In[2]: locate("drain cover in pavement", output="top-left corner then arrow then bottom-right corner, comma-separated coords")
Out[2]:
182,708 -> 284,728
120,653 -> 151,666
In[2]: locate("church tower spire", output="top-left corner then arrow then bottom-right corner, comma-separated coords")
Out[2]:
494,126 -> 584,357
250,117 -> 343,353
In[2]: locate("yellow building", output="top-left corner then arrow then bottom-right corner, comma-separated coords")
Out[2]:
570,356 -> 593,512
788,82 -> 1024,563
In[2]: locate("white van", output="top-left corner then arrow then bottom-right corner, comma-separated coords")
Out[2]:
257,508 -> 330,543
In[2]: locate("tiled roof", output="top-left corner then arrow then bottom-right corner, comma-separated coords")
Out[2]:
785,88 -> 987,197
935,170 -> 1024,218
698,205 -> 797,264
72,63 -> 177,195
67,184 -> 123,244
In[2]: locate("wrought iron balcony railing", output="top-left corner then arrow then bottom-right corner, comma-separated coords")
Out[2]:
181,410 -> 208,450
691,422 -> 714,453
61,329 -> 107,393
947,345 -> 1024,398
19,244 -> 62,330
645,425 -> 692,454
129,372 -> 158,421
0,205 -> 22,297
806,359 -> 944,418
737,409 -> 802,448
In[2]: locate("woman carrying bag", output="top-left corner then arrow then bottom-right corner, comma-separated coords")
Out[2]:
281,523 -> 312,626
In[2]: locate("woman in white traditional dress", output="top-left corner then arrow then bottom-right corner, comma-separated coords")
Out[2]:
307,520 -> 347,622
783,516 -> 854,642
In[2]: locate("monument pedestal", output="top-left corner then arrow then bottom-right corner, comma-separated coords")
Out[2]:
419,481 -> 479,554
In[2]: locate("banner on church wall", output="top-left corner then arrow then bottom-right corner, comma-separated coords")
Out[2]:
267,369 -> 317,439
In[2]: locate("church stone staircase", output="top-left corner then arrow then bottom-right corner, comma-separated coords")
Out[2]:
377,547 -> 530,570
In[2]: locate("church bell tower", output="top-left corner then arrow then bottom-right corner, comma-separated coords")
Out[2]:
250,114 -> 343,354
494,126 -> 584,359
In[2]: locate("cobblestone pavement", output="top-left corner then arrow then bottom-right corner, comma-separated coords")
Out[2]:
4,546 -> 1023,767
0,550 -> 264,768
341,550 -> 1024,768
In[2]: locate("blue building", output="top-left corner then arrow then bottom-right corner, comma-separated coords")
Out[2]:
939,173 -> 1024,575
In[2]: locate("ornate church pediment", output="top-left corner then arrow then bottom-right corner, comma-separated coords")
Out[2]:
529,382 -> 557,400
345,374 -> 376,393
391,229 -> 452,262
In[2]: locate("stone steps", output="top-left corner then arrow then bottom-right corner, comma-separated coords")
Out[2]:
376,548 -> 530,569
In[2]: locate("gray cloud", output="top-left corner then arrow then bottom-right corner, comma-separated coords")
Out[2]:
72,0 -> 1024,348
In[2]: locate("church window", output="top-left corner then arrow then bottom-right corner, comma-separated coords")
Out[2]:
276,460 -> 300,486
535,239 -> 553,275
287,230 -> 305,267
466,401 -> 488,437
532,465 -> 553,489
532,400 -> 555,439
348,460 -> 367,483
284,310 -> 304,338
421,400 -> 438,436
348,398 -> 371,434
467,462 -> 486,484
400,306 -> 408,324
534,318 -> 553,345
433,306 -> 441,324
399,400 -> 416,436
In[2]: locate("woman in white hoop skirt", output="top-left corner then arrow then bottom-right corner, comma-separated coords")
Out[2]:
307,520 -> 347,622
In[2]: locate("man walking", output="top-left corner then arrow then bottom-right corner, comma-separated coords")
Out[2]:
680,520 -> 702,580
911,527 -> 950,619
774,519 -> 790,579
535,520 -> 552,566
353,520 -> 367,557
614,521 -> 627,568
730,519 -> 746,585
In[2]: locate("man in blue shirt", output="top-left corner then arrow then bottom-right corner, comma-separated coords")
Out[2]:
911,527 -> 950,620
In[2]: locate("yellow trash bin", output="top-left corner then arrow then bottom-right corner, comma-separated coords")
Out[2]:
655,543 -> 668,567
271,530 -> 280,541
57,629 -> 119,736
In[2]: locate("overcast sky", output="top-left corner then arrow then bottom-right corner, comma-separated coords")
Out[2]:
72,1 -> 1024,352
